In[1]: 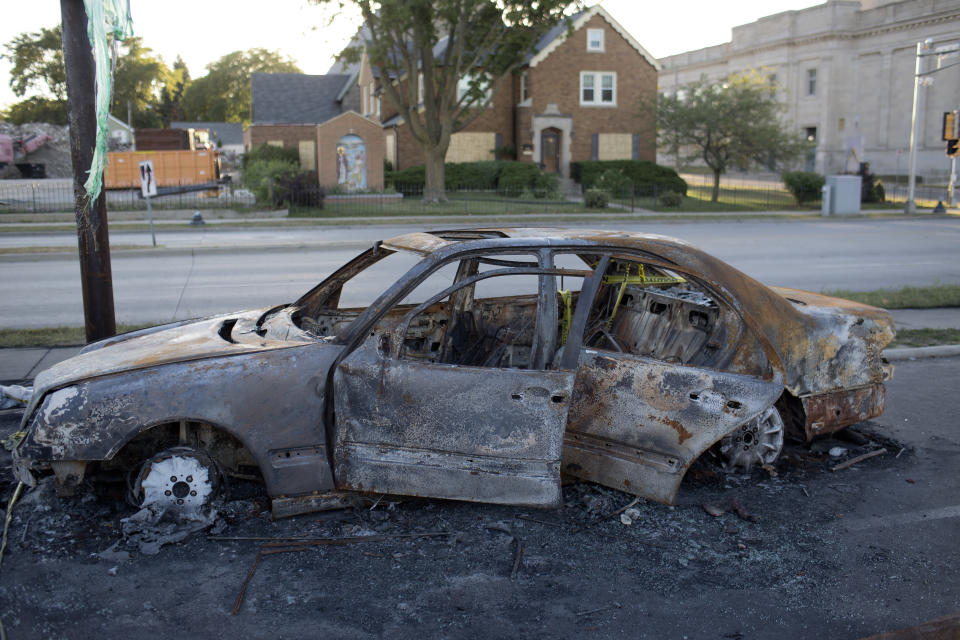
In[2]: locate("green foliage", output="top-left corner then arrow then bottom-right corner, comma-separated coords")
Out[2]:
241,144 -> 299,171
2,26 -> 65,100
387,161 -> 558,196
181,49 -> 301,123
242,158 -> 299,204
781,171 -> 825,205
572,160 -> 688,196
583,189 -> 609,209
823,283 -> 960,310
2,27 -> 172,127
446,161 -> 502,189
493,143 -> 516,160
646,70 -> 807,201
658,191 -> 683,207
0,96 -> 67,124
595,169 -> 632,197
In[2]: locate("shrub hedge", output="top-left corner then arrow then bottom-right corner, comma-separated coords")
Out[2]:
387,160 -> 559,196
571,160 -> 687,196
781,171 -> 825,205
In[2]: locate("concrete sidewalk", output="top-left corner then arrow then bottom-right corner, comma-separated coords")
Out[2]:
1,307 -> 958,384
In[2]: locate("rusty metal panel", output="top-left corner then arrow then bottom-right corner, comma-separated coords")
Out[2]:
563,349 -> 782,504
801,383 -> 886,439
16,339 -> 341,498
333,344 -> 574,507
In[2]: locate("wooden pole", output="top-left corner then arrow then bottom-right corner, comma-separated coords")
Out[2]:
60,0 -> 116,342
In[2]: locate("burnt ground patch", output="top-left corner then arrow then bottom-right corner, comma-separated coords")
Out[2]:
2,405 -> 955,640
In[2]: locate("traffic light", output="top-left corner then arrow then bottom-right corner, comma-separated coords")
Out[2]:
948,138 -> 959,158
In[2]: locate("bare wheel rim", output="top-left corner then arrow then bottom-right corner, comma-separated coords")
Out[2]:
718,406 -> 785,471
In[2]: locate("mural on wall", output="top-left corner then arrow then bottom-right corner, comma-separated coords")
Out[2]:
336,134 -> 367,191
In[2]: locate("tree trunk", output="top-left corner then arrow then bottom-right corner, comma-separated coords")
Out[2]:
711,169 -> 722,203
423,148 -> 447,203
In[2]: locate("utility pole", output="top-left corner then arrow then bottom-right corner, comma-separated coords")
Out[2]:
905,40 -> 928,214
61,0 -> 116,342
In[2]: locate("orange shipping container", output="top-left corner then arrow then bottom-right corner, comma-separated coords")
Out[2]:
105,150 -> 220,189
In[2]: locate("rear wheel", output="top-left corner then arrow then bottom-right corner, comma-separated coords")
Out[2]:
717,406 -> 785,471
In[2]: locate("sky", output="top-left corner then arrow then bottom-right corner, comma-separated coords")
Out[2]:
0,0 -> 825,111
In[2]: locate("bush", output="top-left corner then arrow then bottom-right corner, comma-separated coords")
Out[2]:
446,161 -> 501,189
584,189 -> 608,209
386,160 -> 558,197
572,160 -> 687,196
595,169 -> 632,198
242,158 -> 299,204
275,171 -> 324,208
240,144 -> 299,171
658,191 -> 683,207
497,162 -> 542,195
782,171 -> 825,205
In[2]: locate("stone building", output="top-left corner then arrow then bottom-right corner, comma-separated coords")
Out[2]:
658,0 -> 960,180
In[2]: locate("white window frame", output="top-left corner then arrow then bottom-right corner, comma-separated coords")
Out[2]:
520,71 -> 529,103
587,28 -> 604,52
457,73 -> 492,105
417,72 -> 424,105
580,71 -> 616,107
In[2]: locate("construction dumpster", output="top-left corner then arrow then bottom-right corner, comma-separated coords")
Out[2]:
105,150 -> 220,189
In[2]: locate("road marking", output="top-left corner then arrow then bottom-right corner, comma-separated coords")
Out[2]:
844,504 -> 960,531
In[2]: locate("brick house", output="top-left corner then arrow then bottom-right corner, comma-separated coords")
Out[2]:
246,4 -> 658,188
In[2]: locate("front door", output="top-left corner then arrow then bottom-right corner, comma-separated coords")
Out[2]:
332,252 -> 593,507
541,130 -> 560,173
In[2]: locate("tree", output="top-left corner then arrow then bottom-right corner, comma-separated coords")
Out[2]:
2,27 -> 171,127
157,56 -> 190,127
323,0 -> 578,203
181,49 -> 301,123
647,71 -> 807,202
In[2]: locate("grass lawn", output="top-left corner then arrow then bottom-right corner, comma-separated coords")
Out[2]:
0,324 -> 152,348
291,193 -> 591,217
824,284 -> 960,309
889,328 -> 960,348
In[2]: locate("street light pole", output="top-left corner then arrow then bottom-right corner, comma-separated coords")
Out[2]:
905,40 -> 927,214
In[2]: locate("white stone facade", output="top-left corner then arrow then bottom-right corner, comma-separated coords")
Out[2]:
658,0 -> 960,180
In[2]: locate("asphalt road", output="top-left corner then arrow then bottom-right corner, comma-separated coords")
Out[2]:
1,217 -> 959,328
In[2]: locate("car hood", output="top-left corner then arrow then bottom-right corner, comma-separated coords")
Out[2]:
25,308 -> 311,419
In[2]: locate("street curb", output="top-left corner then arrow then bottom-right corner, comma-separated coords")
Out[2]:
883,345 -> 960,361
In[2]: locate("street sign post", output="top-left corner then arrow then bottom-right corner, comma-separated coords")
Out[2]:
138,159 -> 157,247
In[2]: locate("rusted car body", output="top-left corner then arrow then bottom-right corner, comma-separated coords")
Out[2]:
12,228 -> 894,516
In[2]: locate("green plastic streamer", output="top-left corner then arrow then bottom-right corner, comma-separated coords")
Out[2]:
82,0 -> 133,201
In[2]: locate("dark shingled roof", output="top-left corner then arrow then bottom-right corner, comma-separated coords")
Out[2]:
170,121 -> 244,146
250,73 -> 351,124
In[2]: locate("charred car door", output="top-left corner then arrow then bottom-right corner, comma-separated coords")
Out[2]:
332,250 -> 595,507
560,254 -> 784,504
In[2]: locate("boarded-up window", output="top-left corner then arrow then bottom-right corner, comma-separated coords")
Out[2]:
267,140 -> 283,148
385,133 -> 396,167
299,140 -> 316,171
446,132 -> 496,163
598,134 -> 633,161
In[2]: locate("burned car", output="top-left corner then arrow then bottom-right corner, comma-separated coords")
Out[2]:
12,228 -> 894,517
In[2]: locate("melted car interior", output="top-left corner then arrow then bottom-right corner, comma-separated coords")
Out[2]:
294,247 -> 768,376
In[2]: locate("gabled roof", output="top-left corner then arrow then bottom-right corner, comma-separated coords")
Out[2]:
528,4 -> 660,71
250,73 -> 352,124
170,121 -> 244,146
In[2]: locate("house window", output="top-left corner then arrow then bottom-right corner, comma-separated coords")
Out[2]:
580,72 -> 616,106
587,29 -> 604,52
805,127 -> 817,142
457,73 -> 491,103
520,72 -> 529,102
806,69 -> 817,96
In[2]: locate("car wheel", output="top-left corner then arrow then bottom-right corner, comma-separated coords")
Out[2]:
131,446 -> 224,519
717,406 -> 785,471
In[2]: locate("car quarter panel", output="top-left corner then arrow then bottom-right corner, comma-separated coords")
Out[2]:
18,343 -> 342,498
563,349 -> 783,504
